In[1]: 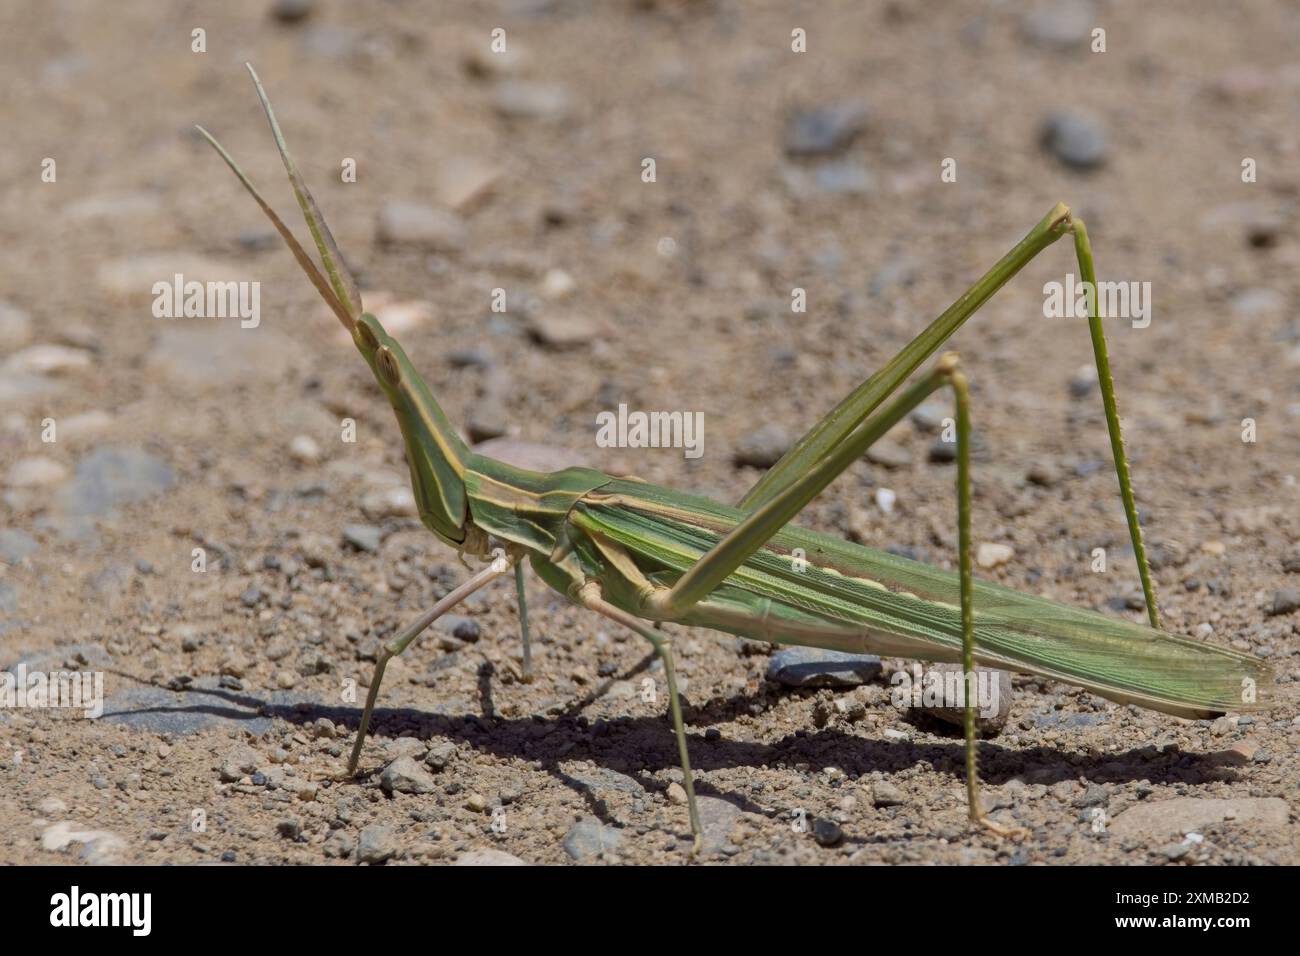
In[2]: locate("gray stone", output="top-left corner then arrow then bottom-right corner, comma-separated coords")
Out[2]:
494,82 -> 571,122
767,646 -> 882,688
466,398 -> 509,442
562,816 -> 622,860
733,424 -> 793,469
424,740 -> 457,771
865,438 -> 913,469
1041,111 -> 1107,170
910,401 -> 949,433
1025,461 -> 1061,487
357,825 -> 398,864
381,756 -> 438,795
438,615 -> 481,643
276,818 -> 302,840
784,102 -> 868,157
921,665 -> 1014,734
434,157 -> 502,213
813,818 -> 843,847
360,485 -> 417,520
1268,588 -> 1300,616
0,529 -> 39,564
341,524 -> 381,554
1156,841 -> 1192,861
871,780 -> 907,807
527,313 -> 602,348
929,436 -> 958,463
376,201 -> 467,252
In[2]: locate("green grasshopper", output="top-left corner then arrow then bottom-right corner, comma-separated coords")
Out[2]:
199,66 -> 1274,850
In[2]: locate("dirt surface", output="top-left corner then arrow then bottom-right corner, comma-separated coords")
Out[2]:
1,0 -> 1298,866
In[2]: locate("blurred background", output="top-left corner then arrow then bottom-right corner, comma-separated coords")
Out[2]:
0,0 -> 1297,864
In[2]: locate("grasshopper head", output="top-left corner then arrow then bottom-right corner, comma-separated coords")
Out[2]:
352,313 -> 480,553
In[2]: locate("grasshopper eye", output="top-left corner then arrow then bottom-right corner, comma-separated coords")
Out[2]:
376,346 -> 401,386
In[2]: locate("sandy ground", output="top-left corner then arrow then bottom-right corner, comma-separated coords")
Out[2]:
1,0 -> 1298,866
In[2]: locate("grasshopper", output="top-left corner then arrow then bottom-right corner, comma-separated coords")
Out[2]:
199,66 -> 1274,850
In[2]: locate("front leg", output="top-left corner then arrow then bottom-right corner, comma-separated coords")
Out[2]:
347,550 -> 514,775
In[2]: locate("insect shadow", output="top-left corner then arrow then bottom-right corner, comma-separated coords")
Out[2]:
101,665 -> 1245,835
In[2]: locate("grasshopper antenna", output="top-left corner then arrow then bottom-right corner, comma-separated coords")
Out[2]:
194,63 -> 362,333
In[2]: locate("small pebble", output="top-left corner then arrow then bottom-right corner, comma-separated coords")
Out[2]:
872,781 -> 906,807
1268,589 -> 1299,616
1041,111 -> 1107,170
275,818 -> 302,840
357,825 -> 397,865
527,313 -> 601,349
289,434 -> 322,464
376,201 -> 467,252
812,818 -> 843,847
784,101 -> 868,157
342,525 -> 382,554
733,425 -> 793,469
381,756 -> 438,796
976,542 -> 1014,569
540,268 -> 576,300
494,82 -> 571,122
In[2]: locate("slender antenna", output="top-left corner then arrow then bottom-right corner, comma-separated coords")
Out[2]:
194,124 -> 354,332
245,63 -> 363,323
